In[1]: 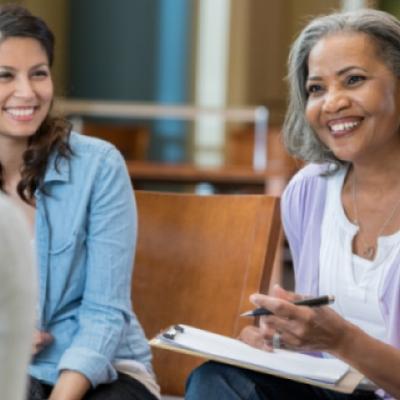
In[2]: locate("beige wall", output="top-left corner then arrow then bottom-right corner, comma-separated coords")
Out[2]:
0,0 -> 69,95
23,0 -> 69,95
228,0 -> 340,125
0,0 -> 381,118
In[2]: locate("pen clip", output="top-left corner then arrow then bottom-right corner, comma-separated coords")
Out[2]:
162,324 -> 184,340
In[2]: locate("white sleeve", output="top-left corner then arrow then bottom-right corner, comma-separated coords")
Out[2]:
0,195 -> 37,400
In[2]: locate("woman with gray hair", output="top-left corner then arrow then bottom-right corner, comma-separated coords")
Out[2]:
186,8 -> 400,400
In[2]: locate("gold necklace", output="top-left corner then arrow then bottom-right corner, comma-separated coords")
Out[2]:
352,173 -> 400,259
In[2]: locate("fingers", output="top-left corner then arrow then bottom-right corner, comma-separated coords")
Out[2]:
250,293 -> 300,320
249,290 -> 316,351
248,291 -> 347,352
40,331 -> 53,346
270,284 -> 301,302
238,325 -> 272,351
32,330 -> 53,355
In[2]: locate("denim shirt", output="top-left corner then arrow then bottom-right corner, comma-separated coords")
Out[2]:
29,132 -> 152,387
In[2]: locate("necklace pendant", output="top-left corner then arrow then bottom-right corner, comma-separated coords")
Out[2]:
363,246 -> 375,259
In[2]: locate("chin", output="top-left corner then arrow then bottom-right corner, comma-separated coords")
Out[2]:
8,129 -> 38,139
329,146 -> 359,162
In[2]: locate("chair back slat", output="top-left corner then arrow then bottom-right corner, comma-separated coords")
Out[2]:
132,191 -> 281,395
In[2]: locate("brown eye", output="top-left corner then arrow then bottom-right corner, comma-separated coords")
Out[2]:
306,84 -> 323,96
32,70 -> 49,79
0,71 -> 13,80
347,75 -> 365,85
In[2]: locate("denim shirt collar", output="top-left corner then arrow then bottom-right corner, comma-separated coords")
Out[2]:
43,153 -> 70,184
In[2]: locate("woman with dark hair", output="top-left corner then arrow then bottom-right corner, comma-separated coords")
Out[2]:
186,8 -> 400,400
0,5 -> 159,400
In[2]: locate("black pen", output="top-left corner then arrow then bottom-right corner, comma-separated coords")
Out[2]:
241,295 -> 335,317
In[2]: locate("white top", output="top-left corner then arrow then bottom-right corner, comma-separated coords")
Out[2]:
0,194 -> 37,400
319,168 -> 400,390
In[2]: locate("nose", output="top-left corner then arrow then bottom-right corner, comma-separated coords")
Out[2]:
14,76 -> 35,99
321,88 -> 350,114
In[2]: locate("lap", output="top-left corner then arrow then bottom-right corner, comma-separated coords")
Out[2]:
27,373 -> 157,400
185,361 -> 378,400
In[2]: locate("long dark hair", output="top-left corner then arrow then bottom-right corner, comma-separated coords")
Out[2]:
0,4 -> 72,204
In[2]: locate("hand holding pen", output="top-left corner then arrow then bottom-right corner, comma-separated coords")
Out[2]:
241,295 -> 335,317
243,286 -> 344,352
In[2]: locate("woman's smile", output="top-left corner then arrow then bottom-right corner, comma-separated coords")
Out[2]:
305,32 -> 400,163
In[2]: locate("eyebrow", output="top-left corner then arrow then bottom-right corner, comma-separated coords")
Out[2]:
307,65 -> 368,81
0,62 -> 49,71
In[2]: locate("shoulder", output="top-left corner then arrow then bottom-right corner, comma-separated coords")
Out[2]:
67,132 -> 132,193
282,162 -> 347,232
66,131 -> 127,175
281,163 -> 335,237
68,131 -> 121,161
44,132 -> 128,188
282,163 -> 329,206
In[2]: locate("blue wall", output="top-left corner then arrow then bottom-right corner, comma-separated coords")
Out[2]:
68,0 -> 193,161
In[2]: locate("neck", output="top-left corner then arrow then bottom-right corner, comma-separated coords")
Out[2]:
351,159 -> 400,192
350,137 -> 400,189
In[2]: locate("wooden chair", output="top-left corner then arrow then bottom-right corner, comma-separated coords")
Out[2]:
131,191 -> 281,396
225,124 -> 300,174
82,120 -> 150,160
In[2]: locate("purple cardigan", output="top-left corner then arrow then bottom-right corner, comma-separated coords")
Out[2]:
281,163 -> 400,399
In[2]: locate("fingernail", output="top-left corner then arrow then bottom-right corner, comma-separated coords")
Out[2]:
273,283 -> 281,289
249,293 -> 260,305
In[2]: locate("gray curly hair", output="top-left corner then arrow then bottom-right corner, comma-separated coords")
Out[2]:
283,8 -> 400,165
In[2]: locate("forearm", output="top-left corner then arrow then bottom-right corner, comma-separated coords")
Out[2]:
49,370 -> 91,400
333,323 -> 400,398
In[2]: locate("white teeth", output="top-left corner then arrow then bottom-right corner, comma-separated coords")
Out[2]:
7,108 -> 34,117
329,121 -> 359,133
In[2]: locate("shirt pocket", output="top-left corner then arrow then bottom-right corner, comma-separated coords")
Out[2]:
48,228 -> 84,255
47,228 -> 86,304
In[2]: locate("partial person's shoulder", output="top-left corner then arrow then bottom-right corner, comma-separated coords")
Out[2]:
0,194 -> 33,275
0,194 -> 28,233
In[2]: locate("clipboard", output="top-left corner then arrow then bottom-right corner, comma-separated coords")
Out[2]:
150,324 -> 364,394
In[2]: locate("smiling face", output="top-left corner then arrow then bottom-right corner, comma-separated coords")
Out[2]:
0,36 -> 53,143
305,32 -> 400,164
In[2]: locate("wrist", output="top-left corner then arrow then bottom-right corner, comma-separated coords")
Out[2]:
330,320 -> 361,360
49,370 -> 91,400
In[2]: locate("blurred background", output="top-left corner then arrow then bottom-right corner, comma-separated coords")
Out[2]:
7,0 -> 400,318
4,0 -> 397,179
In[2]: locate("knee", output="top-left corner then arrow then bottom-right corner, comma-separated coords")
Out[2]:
186,361 -> 245,399
187,361 -> 227,387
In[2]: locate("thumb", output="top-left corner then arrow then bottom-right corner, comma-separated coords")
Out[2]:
39,331 -> 53,345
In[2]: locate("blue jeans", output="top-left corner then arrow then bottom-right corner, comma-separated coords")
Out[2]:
185,362 -> 380,400
27,373 -> 158,400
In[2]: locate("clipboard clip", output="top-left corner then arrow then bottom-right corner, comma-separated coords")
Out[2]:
162,324 -> 184,340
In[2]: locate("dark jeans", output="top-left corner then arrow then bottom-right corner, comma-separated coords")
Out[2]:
27,372 -> 158,400
185,361 -> 380,400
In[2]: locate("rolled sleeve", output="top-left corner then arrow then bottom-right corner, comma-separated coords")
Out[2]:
58,346 -> 117,386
